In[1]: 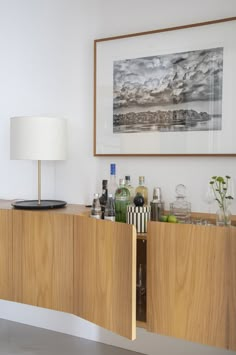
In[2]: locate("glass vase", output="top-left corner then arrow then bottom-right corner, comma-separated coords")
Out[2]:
216,204 -> 231,226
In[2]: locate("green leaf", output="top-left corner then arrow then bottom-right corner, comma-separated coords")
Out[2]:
226,175 -> 231,179
211,176 -> 217,179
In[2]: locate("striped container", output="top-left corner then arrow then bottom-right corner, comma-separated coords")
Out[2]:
127,205 -> 151,233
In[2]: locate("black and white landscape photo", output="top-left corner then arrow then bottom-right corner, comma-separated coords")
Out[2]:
113,47 -> 223,133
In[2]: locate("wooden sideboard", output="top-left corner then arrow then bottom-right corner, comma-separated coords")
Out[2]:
0,200 -> 235,350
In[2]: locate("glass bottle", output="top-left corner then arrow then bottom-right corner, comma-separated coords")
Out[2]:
169,184 -> 191,223
115,179 -> 131,223
136,263 -> 146,305
99,179 -> 108,219
108,163 -> 118,198
125,175 -> 135,202
150,187 -> 164,221
135,176 -> 148,206
90,193 -> 102,219
104,193 -> 116,221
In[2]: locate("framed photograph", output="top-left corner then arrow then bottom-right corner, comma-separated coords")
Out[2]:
94,17 -> 236,156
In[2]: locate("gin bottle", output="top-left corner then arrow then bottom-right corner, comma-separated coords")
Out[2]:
104,194 -> 116,221
115,179 -> 131,223
135,176 -> 148,206
90,193 -> 102,219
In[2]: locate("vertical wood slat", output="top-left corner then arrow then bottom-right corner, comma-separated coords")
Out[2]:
0,210 -> 13,300
147,221 -> 236,351
74,216 -> 136,340
13,210 -> 74,313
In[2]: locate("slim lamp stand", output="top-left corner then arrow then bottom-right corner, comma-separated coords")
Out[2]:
38,160 -> 41,205
11,160 -> 67,210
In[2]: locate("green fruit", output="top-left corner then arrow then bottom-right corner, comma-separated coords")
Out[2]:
167,215 -> 178,223
160,215 -> 168,222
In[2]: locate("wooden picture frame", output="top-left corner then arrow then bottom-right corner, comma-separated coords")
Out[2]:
94,17 -> 236,156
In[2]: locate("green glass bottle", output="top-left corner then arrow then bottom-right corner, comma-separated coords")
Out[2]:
115,179 -> 131,223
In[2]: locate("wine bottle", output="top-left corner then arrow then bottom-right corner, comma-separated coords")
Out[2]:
104,193 -> 116,221
135,176 -> 148,206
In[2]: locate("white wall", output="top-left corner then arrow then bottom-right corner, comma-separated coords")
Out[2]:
0,0 -> 236,354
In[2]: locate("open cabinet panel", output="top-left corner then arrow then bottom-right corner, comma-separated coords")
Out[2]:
12,210 -> 74,313
0,209 -> 13,301
147,221 -> 236,351
74,216 -> 136,340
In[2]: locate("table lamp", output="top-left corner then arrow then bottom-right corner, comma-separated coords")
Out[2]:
10,116 -> 67,209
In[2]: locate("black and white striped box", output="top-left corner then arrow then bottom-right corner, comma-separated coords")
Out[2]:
127,206 -> 151,233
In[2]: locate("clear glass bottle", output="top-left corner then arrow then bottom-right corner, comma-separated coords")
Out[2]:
104,193 -> 116,221
125,175 -> 135,202
170,184 -> 191,223
135,176 -> 148,206
99,179 -> 108,219
90,193 -> 102,219
108,163 -> 118,198
115,179 -> 131,223
150,187 -> 164,221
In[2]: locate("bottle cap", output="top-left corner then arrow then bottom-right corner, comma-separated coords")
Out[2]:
153,187 -> 162,201
102,180 -> 108,188
110,163 -> 116,175
119,178 -> 125,186
125,175 -> 130,182
139,176 -> 145,184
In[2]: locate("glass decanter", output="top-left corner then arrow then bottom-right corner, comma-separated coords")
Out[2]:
170,184 -> 191,223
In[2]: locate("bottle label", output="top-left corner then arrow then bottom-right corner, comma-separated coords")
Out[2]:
90,214 -> 101,219
104,216 -> 115,222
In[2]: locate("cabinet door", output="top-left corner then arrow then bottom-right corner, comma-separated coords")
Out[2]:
0,209 -> 13,301
13,210 -> 73,313
147,221 -> 236,351
74,216 -> 136,340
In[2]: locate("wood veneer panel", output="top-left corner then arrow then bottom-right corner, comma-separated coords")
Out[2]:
147,221 -> 236,351
0,210 -> 13,300
74,216 -> 136,340
13,210 -> 73,313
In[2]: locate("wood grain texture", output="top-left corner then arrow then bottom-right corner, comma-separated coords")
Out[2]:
0,209 -> 13,300
13,210 -> 73,313
147,221 -> 236,350
74,216 -> 136,340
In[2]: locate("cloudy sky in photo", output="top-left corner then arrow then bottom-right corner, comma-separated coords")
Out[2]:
113,47 -> 223,110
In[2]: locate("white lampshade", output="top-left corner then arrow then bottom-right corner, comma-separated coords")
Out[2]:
10,116 -> 67,160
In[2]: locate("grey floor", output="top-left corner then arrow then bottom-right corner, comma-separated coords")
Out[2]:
0,319 -> 143,355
